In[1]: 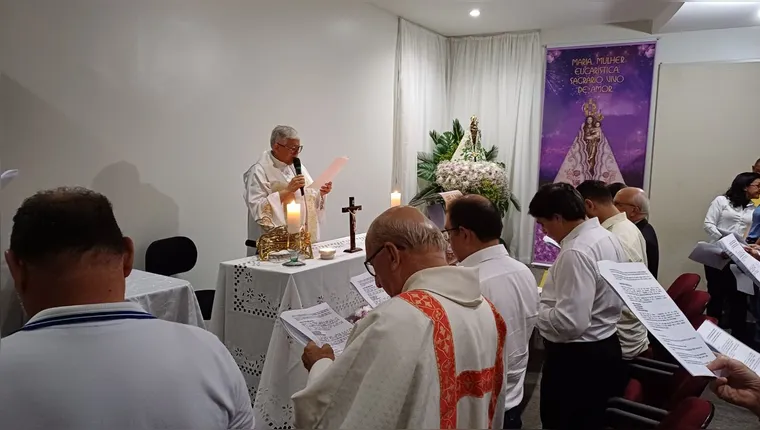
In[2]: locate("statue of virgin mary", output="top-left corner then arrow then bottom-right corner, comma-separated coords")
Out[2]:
554,99 -> 624,186
451,115 -> 487,162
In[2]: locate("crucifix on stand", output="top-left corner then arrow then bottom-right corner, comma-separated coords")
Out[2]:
342,197 -> 362,253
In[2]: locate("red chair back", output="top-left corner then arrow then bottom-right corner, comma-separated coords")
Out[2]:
656,397 -> 714,429
667,273 -> 701,301
675,290 -> 711,320
688,314 -> 718,330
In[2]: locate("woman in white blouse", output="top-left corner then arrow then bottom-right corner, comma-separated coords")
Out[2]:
703,172 -> 760,341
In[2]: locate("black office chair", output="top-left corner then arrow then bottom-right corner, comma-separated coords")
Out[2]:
145,236 -> 197,276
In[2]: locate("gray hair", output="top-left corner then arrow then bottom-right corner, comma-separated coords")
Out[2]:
367,212 -> 447,254
270,125 -> 299,148
632,188 -> 650,217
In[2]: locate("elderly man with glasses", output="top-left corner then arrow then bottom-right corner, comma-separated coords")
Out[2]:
243,125 -> 332,254
292,206 -> 508,429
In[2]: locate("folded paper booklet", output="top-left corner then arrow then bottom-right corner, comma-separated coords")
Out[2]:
280,303 -> 354,355
350,272 -> 390,309
598,261 -> 716,378
688,241 -> 729,270
308,157 -> 348,190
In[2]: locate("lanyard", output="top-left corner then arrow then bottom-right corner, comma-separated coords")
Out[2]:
21,310 -> 156,332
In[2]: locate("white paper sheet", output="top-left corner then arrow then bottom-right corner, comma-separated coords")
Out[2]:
438,190 -> 463,208
689,241 -> 730,269
307,157 -> 348,189
350,272 -> 390,309
718,235 -> 760,286
698,320 -> 760,376
731,265 -> 755,296
598,261 -> 716,377
542,235 -> 561,249
279,302 -> 354,354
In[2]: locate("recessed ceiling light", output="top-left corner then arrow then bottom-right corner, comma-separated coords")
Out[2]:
469,9 -> 481,18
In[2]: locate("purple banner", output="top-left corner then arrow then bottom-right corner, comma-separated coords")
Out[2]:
532,42 -> 656,265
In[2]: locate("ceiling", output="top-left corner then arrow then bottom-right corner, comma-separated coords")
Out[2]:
367,0 -> 760,37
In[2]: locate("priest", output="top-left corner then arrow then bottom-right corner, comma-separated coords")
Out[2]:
291,206 -> 507,429
243,125 -> 332,254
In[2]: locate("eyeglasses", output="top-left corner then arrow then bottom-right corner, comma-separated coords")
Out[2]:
364,244 -> 406,277
441,227 -> 459,241
276,142 -> 303,154
613,201 -> 638,210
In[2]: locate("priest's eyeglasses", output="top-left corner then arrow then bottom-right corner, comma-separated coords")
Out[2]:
364,244 -> 407,277
276,142 -> 304,154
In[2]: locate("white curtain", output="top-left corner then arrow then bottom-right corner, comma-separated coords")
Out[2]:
393,21 -> 542,263
392,19 -> 449,204
448,32 -> 542,262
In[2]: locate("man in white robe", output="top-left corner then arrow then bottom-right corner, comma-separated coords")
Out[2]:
577,180 -> 649,359
0,187 -> 254,429
291,206 -> 507,429
243,125 -> 331,254
445,194 -> 539,429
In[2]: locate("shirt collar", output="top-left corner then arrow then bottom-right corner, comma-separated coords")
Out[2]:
561,217 -> 600,246
460,244 -> 509,268
27,301 -> 148,325
601,212 -> 628,230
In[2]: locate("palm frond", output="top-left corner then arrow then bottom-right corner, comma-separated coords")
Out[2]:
509,194 -> 522,212
484,145 -> 499,162
410,183 -> 443,207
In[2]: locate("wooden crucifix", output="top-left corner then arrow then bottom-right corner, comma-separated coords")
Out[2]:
342,196 -> 362,253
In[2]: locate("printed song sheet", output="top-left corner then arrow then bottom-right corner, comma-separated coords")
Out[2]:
718,235 -> 760,286
598,261 -> 716,377
280,303 -> 354,354
439,191 -> 463,208
350,272 -> 390,308
308,156 -> 349,190
542,235 -> 561,249
698,319 -> 760,376
688,241 -> 729,269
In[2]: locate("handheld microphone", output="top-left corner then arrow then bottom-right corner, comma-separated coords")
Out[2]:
293,157 -> 305,196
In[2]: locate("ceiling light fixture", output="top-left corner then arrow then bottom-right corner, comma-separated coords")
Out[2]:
469,9 -> 481,18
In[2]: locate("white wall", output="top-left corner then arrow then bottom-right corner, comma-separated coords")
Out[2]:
0,0 -> 397,290
541,24 -> 760,286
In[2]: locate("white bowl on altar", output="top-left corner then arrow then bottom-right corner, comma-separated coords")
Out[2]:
319,247 -> 336,260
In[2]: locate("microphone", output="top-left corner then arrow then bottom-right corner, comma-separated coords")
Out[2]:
293,157 -> 305,196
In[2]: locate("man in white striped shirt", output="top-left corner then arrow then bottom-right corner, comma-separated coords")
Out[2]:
0,187 -> 254,429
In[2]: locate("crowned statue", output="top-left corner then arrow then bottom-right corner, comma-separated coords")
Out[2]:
451,116 -> 488,162
553,98 -> 624,186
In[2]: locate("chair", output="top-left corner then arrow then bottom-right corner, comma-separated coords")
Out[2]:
667,274 -> 701,302
675,290 -> 711,321
622,359 -> 710,411
194,290 -> 215,321
145,236 -> 198,276
607,397 -> 714,429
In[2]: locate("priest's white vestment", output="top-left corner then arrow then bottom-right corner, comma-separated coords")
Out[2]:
243,151 -> 325,254
291,266 -> 507,429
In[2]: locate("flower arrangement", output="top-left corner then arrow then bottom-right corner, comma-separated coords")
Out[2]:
410,117 -> 520,216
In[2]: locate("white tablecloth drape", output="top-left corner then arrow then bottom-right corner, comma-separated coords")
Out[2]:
210,234 -> 370,429
0,269 -> 205,335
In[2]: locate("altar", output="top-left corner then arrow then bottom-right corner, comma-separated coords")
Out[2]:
210,234 -> 372,428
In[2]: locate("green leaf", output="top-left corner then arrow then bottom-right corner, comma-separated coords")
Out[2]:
485,145 -> 499,162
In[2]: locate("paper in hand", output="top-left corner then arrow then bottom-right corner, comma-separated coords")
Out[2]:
688,241 -> 729,269
280,303 -> 354,355
718,235 -> 760,286
350,272 -> 390,309
698,319 -> 760,375
308,157 -> 348,190
597,261 -> 716,377
543,235 -> 560,250
438,191 -> 463,208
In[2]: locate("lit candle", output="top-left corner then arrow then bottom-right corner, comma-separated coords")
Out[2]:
286,202 -> 301,234
390,191 -> 401,207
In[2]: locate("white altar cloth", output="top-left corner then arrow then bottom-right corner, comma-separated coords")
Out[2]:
210,234 -> 370,429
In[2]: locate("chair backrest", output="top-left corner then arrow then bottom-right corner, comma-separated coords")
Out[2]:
657,397 -> 714,429
667,273 -> 701,302
145,236 -> 198,276
675,290 -> 710,320
664,368 -> 711,411
688,314 -> 718,330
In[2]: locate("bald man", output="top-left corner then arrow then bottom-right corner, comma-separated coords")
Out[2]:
292,207 -> 507,429
614,187 -> 659,279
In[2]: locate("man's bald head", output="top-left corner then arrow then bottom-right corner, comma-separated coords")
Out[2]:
613,187 -> 650,222
365,206 -> 448,297
366,206 -> 447,255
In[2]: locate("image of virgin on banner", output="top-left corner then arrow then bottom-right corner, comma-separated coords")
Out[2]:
533,42 -> 656,265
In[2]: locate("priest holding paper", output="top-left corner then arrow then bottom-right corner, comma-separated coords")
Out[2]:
243,125 -> 332,253
292,207 -> 507,429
